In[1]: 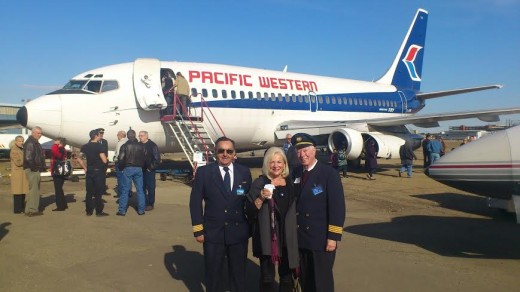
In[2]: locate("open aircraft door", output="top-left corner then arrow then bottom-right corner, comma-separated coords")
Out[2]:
133,58 -> 167,110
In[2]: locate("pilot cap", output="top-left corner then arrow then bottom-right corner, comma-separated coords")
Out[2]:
291,133 -> 316,149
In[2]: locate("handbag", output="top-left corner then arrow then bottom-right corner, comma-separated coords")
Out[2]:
53,160 -> 72,177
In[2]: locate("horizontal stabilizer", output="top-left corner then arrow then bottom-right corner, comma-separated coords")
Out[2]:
368,107 -> 520,128
417,85 -> 502,100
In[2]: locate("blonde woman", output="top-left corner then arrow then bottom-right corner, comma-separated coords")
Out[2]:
10,136 -> 28,213
247,147 -> 299,291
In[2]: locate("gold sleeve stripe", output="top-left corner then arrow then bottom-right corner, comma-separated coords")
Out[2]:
328,225 -> 343,234
192,224 -> 204,232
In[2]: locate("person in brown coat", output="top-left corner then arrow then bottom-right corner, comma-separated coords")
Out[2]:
10,136 -> 28,213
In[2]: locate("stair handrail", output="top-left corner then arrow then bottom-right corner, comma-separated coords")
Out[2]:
196,94 -> 226,138
174,93 -> 215,162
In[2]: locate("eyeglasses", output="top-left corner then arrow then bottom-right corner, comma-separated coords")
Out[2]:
99,132 -> 104,134
217,149 -> 234,154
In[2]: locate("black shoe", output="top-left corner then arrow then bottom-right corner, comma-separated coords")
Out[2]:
86,211 -> 93,216
52,208 -> 67,212
116,212 -> 126,216
96,212 -> 109,217
137,212 -> 145,216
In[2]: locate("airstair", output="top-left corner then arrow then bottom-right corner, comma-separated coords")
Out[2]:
161,94 -> 226,170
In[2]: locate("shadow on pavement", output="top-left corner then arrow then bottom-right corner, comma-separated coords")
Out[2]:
164,245 -> 261,292
414,193 -> 516,219
0,222 -> 11,242
345,215 -> 520,259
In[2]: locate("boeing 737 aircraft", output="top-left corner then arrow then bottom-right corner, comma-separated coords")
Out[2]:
13,9 -> 520,166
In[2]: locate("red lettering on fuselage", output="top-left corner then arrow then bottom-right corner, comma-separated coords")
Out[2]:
189,70 -> 318,92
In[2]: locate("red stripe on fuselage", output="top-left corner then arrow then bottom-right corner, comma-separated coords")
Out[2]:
430,164 -> 520,169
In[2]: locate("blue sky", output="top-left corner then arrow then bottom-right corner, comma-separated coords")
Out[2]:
1,0 -> 519,132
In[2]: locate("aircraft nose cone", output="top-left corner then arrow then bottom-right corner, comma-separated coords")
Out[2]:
22,94 -> 62,136
16,106 -> 28,127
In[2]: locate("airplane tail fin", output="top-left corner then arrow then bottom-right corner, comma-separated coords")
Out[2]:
377,9 -> 428,92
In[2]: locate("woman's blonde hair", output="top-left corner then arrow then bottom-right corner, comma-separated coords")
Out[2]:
262,147 -> 289,179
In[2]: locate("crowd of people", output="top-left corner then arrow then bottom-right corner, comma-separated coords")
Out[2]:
10,127 -> 472,291
9,127 -> 160,217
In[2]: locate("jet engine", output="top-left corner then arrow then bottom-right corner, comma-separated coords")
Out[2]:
328,128 -> 406,160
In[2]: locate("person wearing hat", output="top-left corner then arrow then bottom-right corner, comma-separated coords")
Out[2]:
77,129 -> 109,216
291,133 -> 345,291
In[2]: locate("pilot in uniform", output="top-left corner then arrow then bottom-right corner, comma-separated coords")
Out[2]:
189,136 -> 252,292
291,133 -> 346,292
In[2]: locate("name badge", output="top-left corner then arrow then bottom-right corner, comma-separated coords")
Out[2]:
294,177 -> 301,184
236,185 -> 245,196
311,185 -> 324,196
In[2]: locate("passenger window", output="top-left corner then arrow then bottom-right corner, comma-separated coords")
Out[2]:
304,95 -> 309,103
369,99 -> 373,106
264,92 -> 269,98
240,91 -> 245,99
326,96 -> 330,104
285,94 -> 290,102
277,94 -> 283,102
318,96 -> 323,103
101,80 -> 118,92
248,91 -> 253,99
348,97 -> 352,105
202,89 -> 208,98
212,89 -> 218,98
332,96 -> 336,104
231,90 -> 236,99
291,94 -> 296,102
354,98 -> 358,105
256,92 -> 262,99
191,88 -> 198,97
222,90 -> 227,99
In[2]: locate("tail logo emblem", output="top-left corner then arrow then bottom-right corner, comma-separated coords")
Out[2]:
402,44 -> 422,81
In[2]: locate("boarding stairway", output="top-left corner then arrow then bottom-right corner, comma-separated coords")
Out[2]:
161,94 -> 226,170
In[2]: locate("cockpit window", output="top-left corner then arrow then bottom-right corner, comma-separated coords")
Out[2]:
101,80 -> 118,92
85,80 -> 102,93
58,79 -> 118,94
63,80 -> 88,90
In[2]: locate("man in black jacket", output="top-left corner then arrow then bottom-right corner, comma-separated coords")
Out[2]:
117,130 -> 147,216
139,131 -> 160,211
291,133 -> 346,292
189,137 -> 252,292
23,126 -> 46,216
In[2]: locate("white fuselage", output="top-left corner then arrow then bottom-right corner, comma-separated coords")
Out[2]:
23,60 -> 411,152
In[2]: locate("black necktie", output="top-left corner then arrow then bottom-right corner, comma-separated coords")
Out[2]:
223,167 -> 231,193
302,170 -> 310,186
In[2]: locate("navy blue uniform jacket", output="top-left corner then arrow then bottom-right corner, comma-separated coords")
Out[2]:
190,162 -> 252,244
293,161 -> 346,250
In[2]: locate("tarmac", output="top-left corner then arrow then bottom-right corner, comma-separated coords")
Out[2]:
1,154 -> 520,291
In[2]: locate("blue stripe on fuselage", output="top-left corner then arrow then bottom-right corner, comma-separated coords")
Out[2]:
192,92 -> 421,114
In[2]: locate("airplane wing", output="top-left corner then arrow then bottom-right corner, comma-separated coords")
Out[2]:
0,104 -> 22,130
367,107 -> 520,128
275,106 -> 520,138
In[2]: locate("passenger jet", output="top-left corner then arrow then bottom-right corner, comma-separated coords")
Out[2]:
14,9 -> 520,161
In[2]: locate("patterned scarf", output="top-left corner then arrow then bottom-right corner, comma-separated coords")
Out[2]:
268,191 -> 280,265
